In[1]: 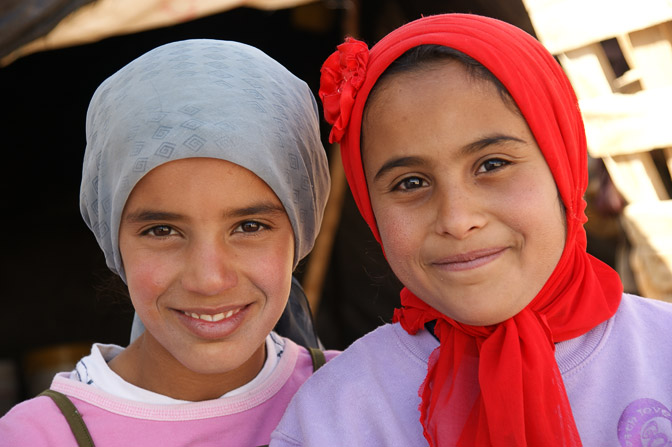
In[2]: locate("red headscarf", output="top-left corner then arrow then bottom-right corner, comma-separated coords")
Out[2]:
319,13 -> 623,447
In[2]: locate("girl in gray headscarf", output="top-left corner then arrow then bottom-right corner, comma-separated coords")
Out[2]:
0,39 -> 333,447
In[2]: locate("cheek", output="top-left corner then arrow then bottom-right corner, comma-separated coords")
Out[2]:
257,257 -> 292,300
506,176 -> 566,264
123,252 -> 175,308
498,166 -> 556,220
373,205 -> 420,275
243,236 -> 294,307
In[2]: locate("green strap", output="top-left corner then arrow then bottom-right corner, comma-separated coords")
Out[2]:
255,349 -> 325,447
39,389 -> 96,447
308,347 -> 326,372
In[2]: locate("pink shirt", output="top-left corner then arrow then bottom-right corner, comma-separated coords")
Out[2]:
0,337 -> 336,447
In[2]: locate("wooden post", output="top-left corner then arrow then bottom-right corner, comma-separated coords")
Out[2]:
302,0 -> 360,317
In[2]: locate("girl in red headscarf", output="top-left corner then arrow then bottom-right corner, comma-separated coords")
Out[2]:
271,13 -> 672,447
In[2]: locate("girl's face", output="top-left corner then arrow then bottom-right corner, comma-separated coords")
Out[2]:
118,158 -> 294,397
362,61 -> 566,326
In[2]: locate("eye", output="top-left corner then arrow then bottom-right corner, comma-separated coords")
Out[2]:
142,225 -> 177,237
234,221 -> 268,233
477,158 -> 509,173
394,176 -> 428,191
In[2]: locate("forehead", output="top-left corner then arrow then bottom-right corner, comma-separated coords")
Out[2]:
372,59 -> 518,113
363,62 -> 518,138
363,60 -> 512,136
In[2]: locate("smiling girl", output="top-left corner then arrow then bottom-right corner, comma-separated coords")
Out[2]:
271,14 -> 672,447
0,39 -> 332,446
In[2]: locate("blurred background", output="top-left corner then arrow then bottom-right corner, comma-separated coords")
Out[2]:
1,0 -> 670,413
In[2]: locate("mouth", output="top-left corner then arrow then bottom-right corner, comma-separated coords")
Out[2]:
181,307 -> 243,322
432,247 -> 507,271
175,304 -> 251,340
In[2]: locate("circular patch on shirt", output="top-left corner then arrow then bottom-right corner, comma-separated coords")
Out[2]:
618,398 -> 672,446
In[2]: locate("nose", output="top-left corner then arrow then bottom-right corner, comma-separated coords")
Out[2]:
181,239 -> 238,296
433,186 -> 486,239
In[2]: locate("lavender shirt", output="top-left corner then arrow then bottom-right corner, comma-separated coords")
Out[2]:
272,294 -> 672,446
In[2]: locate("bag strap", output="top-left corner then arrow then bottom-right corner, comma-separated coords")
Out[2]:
308,347 -> 326,372
39,389 -> 96,447
257,348 -> 325,447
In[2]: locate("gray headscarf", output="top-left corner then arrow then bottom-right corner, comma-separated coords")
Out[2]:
80,39 -> 330,282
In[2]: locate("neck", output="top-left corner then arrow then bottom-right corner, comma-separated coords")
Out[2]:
108,333 -> 266,401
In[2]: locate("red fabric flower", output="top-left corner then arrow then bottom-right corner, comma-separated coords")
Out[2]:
319,37 -> 369,143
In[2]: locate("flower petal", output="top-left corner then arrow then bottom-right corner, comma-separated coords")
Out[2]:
318,37 -> 370,143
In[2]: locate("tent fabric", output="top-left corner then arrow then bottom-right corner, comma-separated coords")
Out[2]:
0,0 -> 316,66
0,0 -> 95,61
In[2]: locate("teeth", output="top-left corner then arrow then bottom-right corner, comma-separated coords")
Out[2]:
184,308 -> 240,322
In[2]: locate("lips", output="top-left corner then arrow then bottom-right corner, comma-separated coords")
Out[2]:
175,304 -> 251,339
432,247 -> 507,272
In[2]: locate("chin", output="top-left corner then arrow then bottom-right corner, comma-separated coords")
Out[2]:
180,354 -> 247,376
443,305 -> 520,327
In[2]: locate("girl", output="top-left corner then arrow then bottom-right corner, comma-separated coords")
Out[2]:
271,13 -> 672,447
0,39 -> 334,446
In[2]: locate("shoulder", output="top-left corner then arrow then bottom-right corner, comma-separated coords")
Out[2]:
270,324 -> 434,446
286,337 -> 340,372
0,393 -> 75,446
558,293 -> 672,445
616,292 -> 672,324
558,293 -> 672,374
288,323 -> 434,394
319,322 -> 434,365
608,293 -> 672,365
605,292 -> 672,346
273,334 -> 340,395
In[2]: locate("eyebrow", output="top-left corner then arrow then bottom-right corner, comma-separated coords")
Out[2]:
462,134 -> 526,155
226,203 -> 286,218
373,134 -> 527,181
374,156 -> 426,181
124,210 -> 182,223
124,202 -> 286,223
